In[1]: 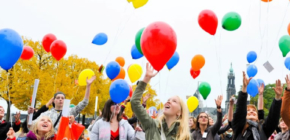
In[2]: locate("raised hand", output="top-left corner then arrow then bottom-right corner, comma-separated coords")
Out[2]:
135,126 -> 143,132
86,75 -> 96,86
285,75 -> 290,90
143,63 -> 158,83
142,94 -> 151,103
6,127 -> 15,139
242,71 -> 252,93
215,95 -> 223,112
273,79 -> 283,100
46,97 -> 54,108
258,84 -> 265,95
69,115 -> 75,125
229,96 -> 235,106
14,111 -> 20,123
28,106 -> 34,114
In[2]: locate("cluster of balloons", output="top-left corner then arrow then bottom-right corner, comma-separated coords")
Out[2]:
92,33 -> 108,45
246,51 -> 258,78
198,10 -> 241,35
190,54 -> 205,79
247,79 -> 264,97
187,96 -> 199,112
0,29 -> 24,71
198,82 -> 211,100
127,0 -> 148,9
106,57 -> 126,80
42,34 -> 67,61
134,21 -> 177,71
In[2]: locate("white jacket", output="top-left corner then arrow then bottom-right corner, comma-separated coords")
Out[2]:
90,119 -> 135,140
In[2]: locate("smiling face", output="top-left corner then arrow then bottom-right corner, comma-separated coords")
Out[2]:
279,119 -> 289,130
0,106 -> 4,119
246,105 -> 258,121
37,116 -> 52,133
54,94 -> 65,108
163,96 -> 181,117
198,113 -> 209,125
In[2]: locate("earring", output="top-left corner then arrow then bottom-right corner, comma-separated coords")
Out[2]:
176,115 -> 180,120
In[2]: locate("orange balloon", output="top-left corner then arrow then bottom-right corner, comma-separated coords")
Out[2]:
288,23 -> 290,35
112,67 -> 126,81
116,57 -> 125,67
191,55 -> 205,71
261,0 -> 272,2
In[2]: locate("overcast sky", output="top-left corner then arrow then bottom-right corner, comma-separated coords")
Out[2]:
1,0 -> 290,114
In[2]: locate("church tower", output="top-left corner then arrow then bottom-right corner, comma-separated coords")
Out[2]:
226,63 -> 236,113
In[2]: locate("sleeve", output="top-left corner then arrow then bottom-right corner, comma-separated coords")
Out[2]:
127,116 -> 138,125
12,121 -> 20,132
262,98 -> 282,138
210,111 -> 222,136
69,99 -> 89,116
281,89 -> 290,127
125,121 -> 136,140
89,120 -> 99,140
232,91 -> 248,135
130,81 -> 155,130
218,124 -> 231,135
258,110 -> 264,120
6,137 -> 16,140
33,105 -> 49,120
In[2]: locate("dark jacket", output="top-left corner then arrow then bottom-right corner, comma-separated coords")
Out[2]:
218,122 -> 232,135
232,91 -> 282,140
0,120 -> 20,140
192,111 -> 222,140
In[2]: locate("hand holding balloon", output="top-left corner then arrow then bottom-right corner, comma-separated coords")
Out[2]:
143,63 -> 158,83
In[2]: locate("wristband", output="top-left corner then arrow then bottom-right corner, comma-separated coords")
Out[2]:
217,106 -> 221,109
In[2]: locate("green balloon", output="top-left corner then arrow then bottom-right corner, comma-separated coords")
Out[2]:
70,104 -> 75,108
135,28 -> 145,55
198,82 -> 211,100
222,12 -> 242,31
279,35 -> 290,57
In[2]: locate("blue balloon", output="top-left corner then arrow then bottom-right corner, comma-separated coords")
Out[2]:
149,106 -> 157,113
131,44 -> 143,59
247,79 -> 259,97
247,51 -> 257,63
247,64 -> 258,78
284,57 -> 290,70
166,51 -> 180,70
110,79 -> 130,103
0,29 -> 23,70
92,33 -> 108,45
257,79 -> 265,87
106,61 -> 121,80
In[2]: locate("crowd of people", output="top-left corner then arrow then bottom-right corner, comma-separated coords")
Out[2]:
0,63 -> 290,140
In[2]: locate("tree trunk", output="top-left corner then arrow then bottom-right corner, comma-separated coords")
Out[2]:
5,100 -> 11,122
82,114 -> 85,125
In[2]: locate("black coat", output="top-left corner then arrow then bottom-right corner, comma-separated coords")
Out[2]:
0,120 -> 20,140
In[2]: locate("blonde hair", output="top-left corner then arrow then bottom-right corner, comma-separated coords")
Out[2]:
32,116 -> 55,140
158,96 -> 191,140
189,116 -> 196,129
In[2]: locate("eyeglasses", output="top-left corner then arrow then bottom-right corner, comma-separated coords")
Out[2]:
199,116 -> 208,119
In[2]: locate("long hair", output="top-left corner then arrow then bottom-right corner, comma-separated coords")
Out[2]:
189,116 -> 196,130
158,96 -> 190,140
195,112 -> 210,130
32,116 -> 55,139
102,99 -> 122,122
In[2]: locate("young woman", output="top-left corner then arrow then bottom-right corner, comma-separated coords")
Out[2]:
131,63 -> 191,140
7,116 -> 56,140
232,72 -> 282,139
274,118 -> 289,140
189,117 -> 196,133
90,99 -> 137,140
192,95 -> 223,140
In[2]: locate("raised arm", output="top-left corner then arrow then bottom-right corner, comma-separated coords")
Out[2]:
218,96 -> 234,135
258,84 -> 264,110
131,63 -> 158,131
232,72 -> 251,135
210,95 -> 223,135
262,79 -> 282,138
282,75 -> 290,127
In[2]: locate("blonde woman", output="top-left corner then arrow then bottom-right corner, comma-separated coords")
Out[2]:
131,63 -> 191,140
7,116 -> 56,140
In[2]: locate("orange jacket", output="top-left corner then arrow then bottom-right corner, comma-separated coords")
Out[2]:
281,89 -> 290,127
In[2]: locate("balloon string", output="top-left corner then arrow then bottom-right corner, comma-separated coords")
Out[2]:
6,72 -> 12,126
268,2 -> 290,59
53,62 -> 59,93
214,32 -> 222,95
164,72 -> 170,98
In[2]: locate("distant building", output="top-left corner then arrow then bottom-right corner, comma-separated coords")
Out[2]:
225,63 -> 236,114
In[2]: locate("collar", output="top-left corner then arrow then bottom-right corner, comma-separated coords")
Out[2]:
161,118 -> 180,136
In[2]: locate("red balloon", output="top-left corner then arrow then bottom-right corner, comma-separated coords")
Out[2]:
42,34 -> 57,53
21,46 -> 34,60
129,86 -> 133,97
141,22 -> 177,71
50,40 -> 67,61
190,68 -> 200,79
198,10 -> 218,35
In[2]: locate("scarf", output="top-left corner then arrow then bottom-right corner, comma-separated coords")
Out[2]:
247,120 -> 260,140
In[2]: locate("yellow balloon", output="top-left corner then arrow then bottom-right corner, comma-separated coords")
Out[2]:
127,0 -> 148,9
128,64 -> 143,83
187,96 -> 199,113
78,69 -> 95,86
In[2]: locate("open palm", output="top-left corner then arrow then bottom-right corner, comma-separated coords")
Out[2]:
273,79 -> 283,96
87,75 -> 96,85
